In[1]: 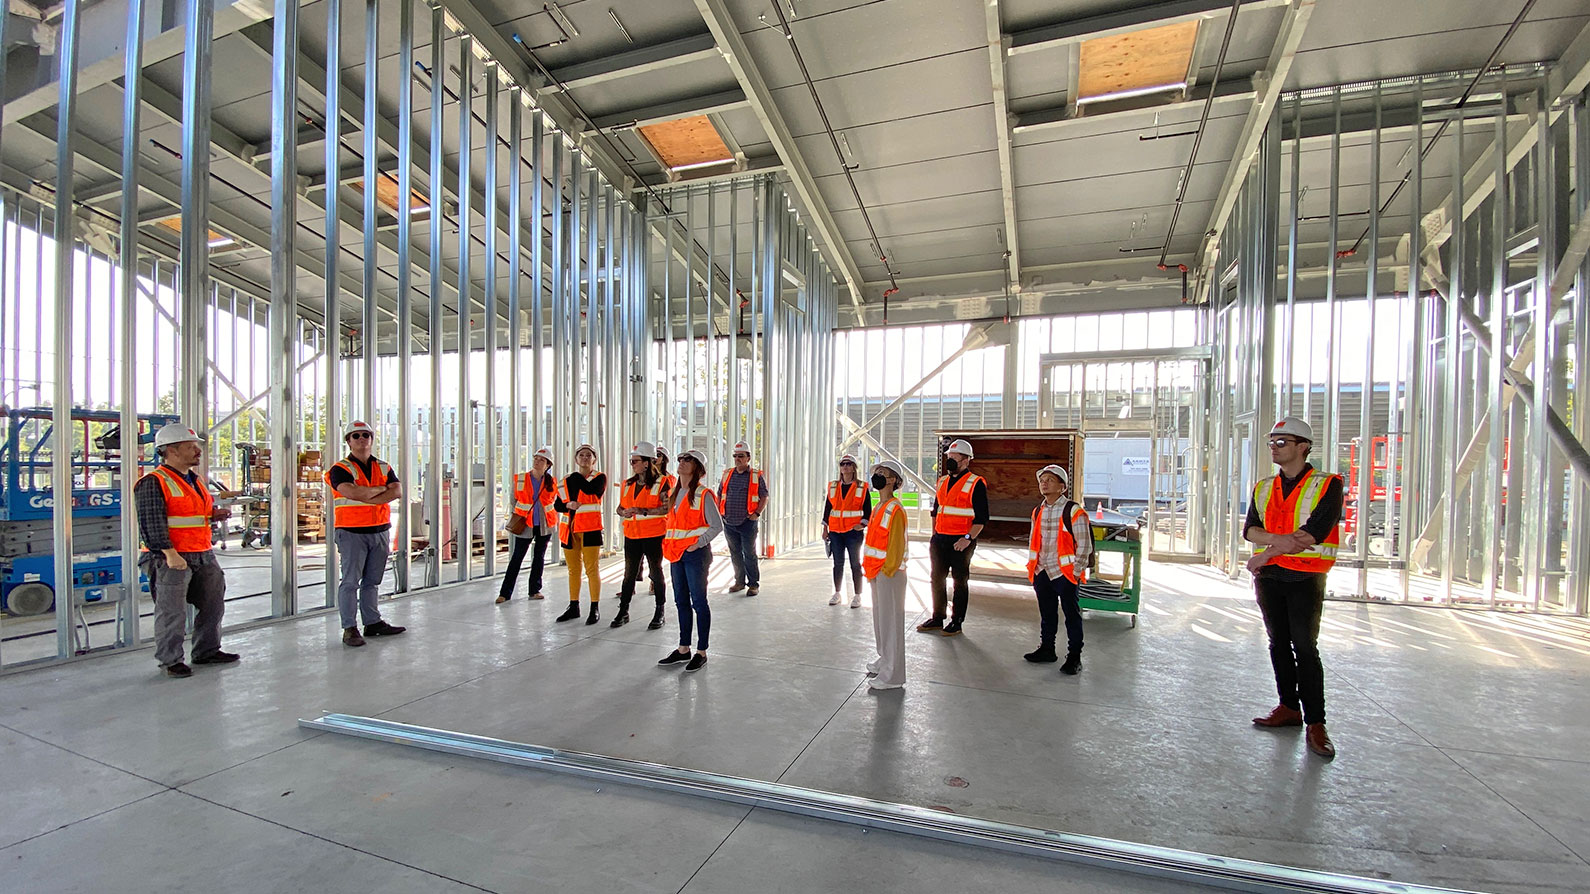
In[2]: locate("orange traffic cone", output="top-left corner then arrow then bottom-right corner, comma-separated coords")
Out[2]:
1095,503 -> 1104,519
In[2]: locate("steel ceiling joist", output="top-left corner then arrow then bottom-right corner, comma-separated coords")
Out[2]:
590,87 -> 749,131
1197,0 -> 1315,269
545,31 -> 720,93
1548,17 -> 1590,104
1013,78 -> 1255,134
1007,0 -> 1286,55
692,0 -> 866,310
986,0 -> 1021,289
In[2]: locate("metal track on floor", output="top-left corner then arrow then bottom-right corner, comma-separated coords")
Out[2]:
301,713 -> 1475,894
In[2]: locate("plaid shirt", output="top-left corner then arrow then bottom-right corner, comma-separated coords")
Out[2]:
721,468 -> 769,526
1038,498 -> 1092,577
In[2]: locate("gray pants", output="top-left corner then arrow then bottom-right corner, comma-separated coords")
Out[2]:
336,529 -> 389,629
146,550 -> 226,667
870,569 -> 907,687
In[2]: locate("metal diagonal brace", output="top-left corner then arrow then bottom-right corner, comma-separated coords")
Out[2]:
838,322 -> 1012,453
299,713 -> 1479,894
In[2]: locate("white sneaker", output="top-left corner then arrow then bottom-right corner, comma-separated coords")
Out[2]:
829,592 -> 842,605
868,680 -> 903,691
850,592 -> 862,609
865,659 -> 881,676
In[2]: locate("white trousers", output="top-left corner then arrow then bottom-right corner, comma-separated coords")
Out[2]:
869,569 -> 908,687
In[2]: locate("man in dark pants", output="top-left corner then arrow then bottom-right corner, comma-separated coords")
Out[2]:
720,441 -> 770,597
135,424 -> 240,678
1024,464 -> 1092,675
918,438 -> 987,637
1244,416 -> 1343,760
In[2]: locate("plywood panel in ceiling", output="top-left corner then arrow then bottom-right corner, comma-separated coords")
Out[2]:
1077,20 -> 1198,100
638,116 -> 734,168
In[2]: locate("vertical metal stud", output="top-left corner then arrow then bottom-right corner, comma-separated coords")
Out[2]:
530,111 -> 544,453
362,0 -> 379,423
508,89 -> 523,524
483,64 -> 499,575
269,0 -> 302,617
180,0 -> 214,440
117,0 -> 148,646
394,0 -> 416,594
455,35 -> 473,581
425,4 -> 445,589
1355,85 -> 1382,597
324,0 -> 344,608
51,0 -> 84,659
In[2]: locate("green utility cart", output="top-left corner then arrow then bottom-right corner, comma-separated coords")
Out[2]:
1079,516 -> 1142,627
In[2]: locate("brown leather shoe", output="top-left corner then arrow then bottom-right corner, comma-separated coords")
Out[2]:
1252,704 -> 1303,727
1306,723 -> 1336,759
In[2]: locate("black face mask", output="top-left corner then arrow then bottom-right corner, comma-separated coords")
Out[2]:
944,459 -> 959,474
870,473 -> 888,490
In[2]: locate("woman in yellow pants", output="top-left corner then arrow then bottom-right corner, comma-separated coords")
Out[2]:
554,443 -> 607,625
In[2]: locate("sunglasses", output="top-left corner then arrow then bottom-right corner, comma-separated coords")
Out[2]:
1268,437 -> 1299,448
734,454 -> 749,459
348,432 -> 373,440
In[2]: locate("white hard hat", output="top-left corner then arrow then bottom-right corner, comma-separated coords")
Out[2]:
575,442 -> 598,460
874,459 -> 905,482
1036,463 -> 1069,487
345,420 -> 375,440
1269,416 -> 1314,443
839,453 -> 858,465
656,445 -> 671,460
681,449 -> 708,468
533,446 -> 554,464
732,441 -> 751,455
946,438 -> 974,458
154,423 -> 203,449
630,440 -> 656,460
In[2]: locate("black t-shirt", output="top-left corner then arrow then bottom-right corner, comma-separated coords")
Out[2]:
556,471 -> 608,548
1244,464 -> 1343,581
328,455 -> 397,534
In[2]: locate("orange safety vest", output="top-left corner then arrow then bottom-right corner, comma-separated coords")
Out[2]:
933,472 -> 984,536
142,465 -> 214,553
621,477 -> 669,539
512,472 -> 556,527
324,457 -> 393,529
862,497 -> 904,580
1026,500 -> 1088,584
561,475 -> 605,535
720,468 -> 764,516
660,473 -> 677,495
826,479 -> 869,534
664,485 -> 719,562
1252,468 -> 1341,573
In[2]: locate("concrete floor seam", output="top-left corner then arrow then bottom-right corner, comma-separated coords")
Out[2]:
0,790 -> 166,855
1325,671 -> 1438,749
775,679 -> 870,784
176,731 -> 329,790
670,806 -> 757,894
1432,748 -> 1590,867
0,720 -> 173,790
177,789 -> 503,893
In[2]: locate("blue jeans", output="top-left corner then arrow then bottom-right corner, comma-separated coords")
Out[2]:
671,547 -> 712,651
829,528 -> 864,593
723,518 -> 760,586
336,529 -> 388,628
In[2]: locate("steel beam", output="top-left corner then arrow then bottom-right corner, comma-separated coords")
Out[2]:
693,0 -> 868,308
589,88 -> 749,131
1007,0 -> 1287,55
546,32 -> 719,92
1547,16 -> 1590,104
986,0 -> 1021,288
1012,79 -> 1255,134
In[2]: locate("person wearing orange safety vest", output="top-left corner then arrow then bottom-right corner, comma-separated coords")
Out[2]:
325,420 -> 407,647
822,453 -> 873,608
1244,416 -> 1343,760
658,450 -> 723,673
498,446 -> 558,604
134,424 -> 237,677
615,440 -> 671,631
1023,464 -> 1092,675
720,441 -> 770,596
553,443 -> 607,625
862,460 -> 909,690
918,438 -> 987,637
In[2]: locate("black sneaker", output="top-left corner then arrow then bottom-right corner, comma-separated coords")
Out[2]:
915,618 -> 944,633
342,627 -> 366,647
658,649 -> 692,666
163,661 -> 193,678
1023,645 -> 1057,663
1059,654 -> 1082,675
684,653 -> 708,672
192,650 -> 240,665
941,620 -> 963,637
745,585 -> 759,597
728,582 -> 746,594
556,602 -> 582,622
365,620 -> 406,636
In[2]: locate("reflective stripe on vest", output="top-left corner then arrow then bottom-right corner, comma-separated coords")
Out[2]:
827,479 -> 869,534
862,498 -> 903,579
512,473 -> 556,525
622,479 -> 669,539
1026,501 -> 1087,585
721,468 -> 763,516
144,465 -> 214,552
1252,468 -> 1341,573
565,475 -> 605,534
664,486 -> 718,562
323,458 -> 392,529
933,473 -> 983,536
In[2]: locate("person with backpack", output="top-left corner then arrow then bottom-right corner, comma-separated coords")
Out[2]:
1023,463 -> 1091,675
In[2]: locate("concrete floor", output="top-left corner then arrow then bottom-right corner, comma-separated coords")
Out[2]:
0,549 -> 1586,894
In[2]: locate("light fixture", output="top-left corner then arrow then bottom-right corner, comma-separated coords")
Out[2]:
1076,82 -> 1189,106
207,235 -> 236,249
668,158 -> 735,173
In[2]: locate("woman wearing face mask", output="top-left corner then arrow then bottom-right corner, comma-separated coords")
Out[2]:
821,454 -> 872,608
615,440 -> 670,630
658,450 -> 722,673
863,460 -> 910,690
553,443 -> 607,625
498,446 -> 558,603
